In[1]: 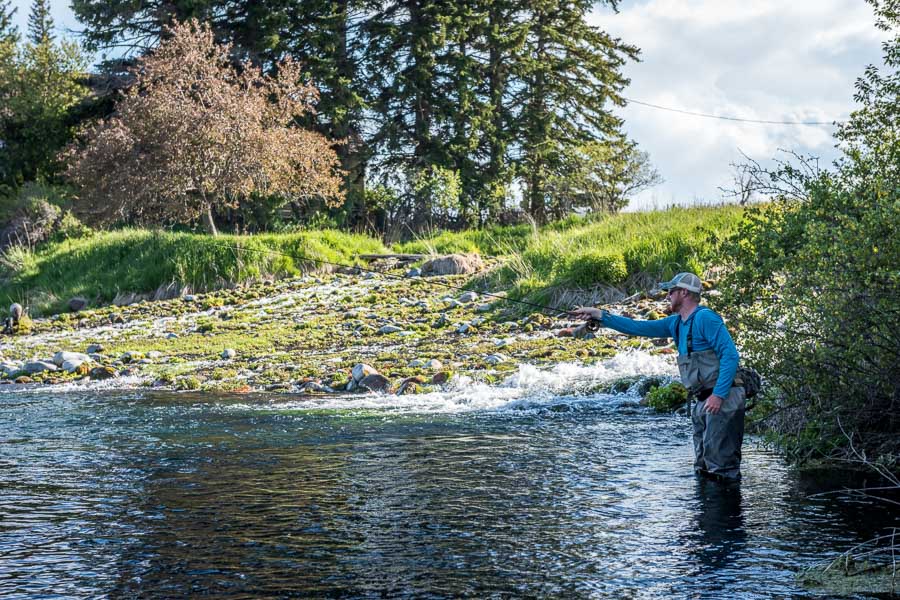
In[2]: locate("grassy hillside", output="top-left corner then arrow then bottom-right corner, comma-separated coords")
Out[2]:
0,205 -> 745,315
0,229 -> 389,315
399,205 -> 745,304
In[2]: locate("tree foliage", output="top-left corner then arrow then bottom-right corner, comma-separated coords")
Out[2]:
64,19 -> 344,235
716,0 -> 900,465
0,30 -> 89,189
71,0 -> 657,232
27,0 -> 53,45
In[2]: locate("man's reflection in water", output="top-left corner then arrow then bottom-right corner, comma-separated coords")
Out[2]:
691,478 -> 747,571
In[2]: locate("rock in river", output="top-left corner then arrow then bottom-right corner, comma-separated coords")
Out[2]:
351,363 -> 378,382
358,373 -> 391,393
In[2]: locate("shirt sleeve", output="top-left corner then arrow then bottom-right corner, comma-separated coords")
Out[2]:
695,310 -> 740,397
601,311 -> 676,339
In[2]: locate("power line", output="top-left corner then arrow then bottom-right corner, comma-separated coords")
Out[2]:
623,97 -> 843,126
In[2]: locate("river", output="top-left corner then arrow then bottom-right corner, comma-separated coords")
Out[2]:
0,353 -> 894,599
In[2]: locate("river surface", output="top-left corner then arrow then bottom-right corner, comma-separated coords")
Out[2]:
0,354 -> 895,599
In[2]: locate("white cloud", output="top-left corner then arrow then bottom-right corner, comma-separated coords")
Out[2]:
593,0 -> 889,209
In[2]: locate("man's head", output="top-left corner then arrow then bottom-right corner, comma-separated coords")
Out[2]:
660,272 -> 702,312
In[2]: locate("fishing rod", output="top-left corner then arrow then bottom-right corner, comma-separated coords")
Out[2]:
202,239 -> 604,331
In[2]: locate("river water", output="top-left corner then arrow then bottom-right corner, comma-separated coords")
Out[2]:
0,352 -> 895,599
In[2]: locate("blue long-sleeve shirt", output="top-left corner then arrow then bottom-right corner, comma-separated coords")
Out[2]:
600,307 -> 740,398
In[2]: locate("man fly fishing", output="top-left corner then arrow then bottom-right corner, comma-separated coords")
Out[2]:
571,272 -> 745,482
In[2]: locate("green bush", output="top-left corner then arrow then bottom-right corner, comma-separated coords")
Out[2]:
715,4 -> 900,466
562,250 -> 627,287
646,382 -> 688,412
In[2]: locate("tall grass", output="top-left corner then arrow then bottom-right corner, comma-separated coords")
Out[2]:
397,206 -> 745,304
0,206 -> 744,315
0,229 -> 388,315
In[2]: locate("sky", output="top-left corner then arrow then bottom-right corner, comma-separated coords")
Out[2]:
7,0 -> 892,211
594,0 -> 889,209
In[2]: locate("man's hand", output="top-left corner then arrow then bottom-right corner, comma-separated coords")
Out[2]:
704,394 -> 724,414
570,306 -> 603,321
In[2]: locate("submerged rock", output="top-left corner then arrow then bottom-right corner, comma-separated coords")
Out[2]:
358,373 -> 391,393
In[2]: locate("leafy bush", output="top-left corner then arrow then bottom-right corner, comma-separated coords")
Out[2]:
562,250 -> 627,287
646,382 -> 688,412
716,3 -> 900,465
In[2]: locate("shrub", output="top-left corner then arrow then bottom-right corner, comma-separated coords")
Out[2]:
646,382 -> 688,412
562,250 -> 627,287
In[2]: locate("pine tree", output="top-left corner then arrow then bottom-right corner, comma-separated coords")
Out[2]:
27,0 -> 54,45
0,0 -> 18,43
512,0 -> 638,223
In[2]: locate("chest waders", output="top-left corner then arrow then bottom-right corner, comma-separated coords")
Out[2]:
675,309 -> 745,481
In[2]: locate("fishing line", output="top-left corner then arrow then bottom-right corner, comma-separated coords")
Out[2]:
202,239 -> 590,322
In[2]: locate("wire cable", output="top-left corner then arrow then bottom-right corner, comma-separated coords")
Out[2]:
622,97 -> 843,126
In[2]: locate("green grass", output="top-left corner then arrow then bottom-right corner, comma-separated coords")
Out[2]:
396,206 -> 745,302
0,205 -> 744,316
0,229 -> 389,315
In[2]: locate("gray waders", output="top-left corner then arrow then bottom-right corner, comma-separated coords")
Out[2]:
677,317 -> 746,481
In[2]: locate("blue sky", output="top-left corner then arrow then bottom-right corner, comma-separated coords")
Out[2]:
9,0 -> 891,210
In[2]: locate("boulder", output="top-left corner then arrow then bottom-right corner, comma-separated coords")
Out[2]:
408,359 -> 427,368
425,359 -> 443,370
397,376 -> 427,395
377,325 -> 403,335
86,343 -> 104,354
459,291 -> 479,303
351,363 -> 378,382
430,371 -> 452,385
405,268 -> 422,278
52,351 -> 90,367
61,359 -> 87,373
68,297 -> 88,312
90,366 -> 117,380
484,353 -> 508,365
24,361 -> 57,374
421,254 -> 485,276
358,373 -> 391,393
475,303 -> 493,313
222,348 -> 236,359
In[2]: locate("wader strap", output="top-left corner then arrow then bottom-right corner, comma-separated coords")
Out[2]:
674,307 -> 708,357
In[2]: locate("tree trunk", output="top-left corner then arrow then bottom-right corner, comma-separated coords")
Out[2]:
201,205 -> 218,236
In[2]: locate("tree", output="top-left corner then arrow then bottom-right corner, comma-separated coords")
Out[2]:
27,0 -> 53,45
64,19 -> 344,236
716,0 -> 900,464
546,142 -> 662,216
0,32 -> 89,187
512,0 -> 638,224
0,0 -> 17,43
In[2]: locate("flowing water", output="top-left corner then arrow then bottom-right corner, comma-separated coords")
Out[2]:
0,352 -> 895,599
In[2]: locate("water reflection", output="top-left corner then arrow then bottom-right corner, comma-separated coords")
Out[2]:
0,391 -> 897,599
691,479 -> 746,572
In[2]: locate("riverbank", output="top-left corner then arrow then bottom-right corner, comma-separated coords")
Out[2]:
0,262 -> 682,397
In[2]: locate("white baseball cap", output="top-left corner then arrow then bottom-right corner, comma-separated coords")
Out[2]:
659,272 -> 702,293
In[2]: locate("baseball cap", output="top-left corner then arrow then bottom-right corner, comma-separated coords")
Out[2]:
659,272 -> 702,293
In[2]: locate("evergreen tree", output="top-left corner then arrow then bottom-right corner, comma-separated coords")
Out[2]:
362,0 -> 450,229
512,0 -> 638,223
27,0 -> 54,45
0,0 -> 18,43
